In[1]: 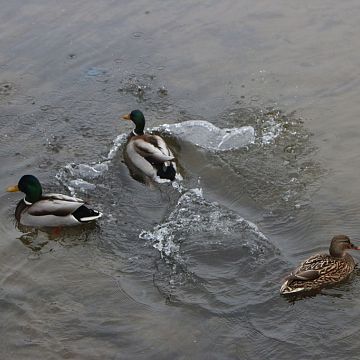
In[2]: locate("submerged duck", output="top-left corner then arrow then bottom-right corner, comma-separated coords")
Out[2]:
121,110 -> 180,184
280,235 -> 360,295
7,175 -> 102,228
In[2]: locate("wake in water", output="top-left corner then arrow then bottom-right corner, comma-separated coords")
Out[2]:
54,107 -> 319,309
139,186 -> 283,311
139,187 -> 270,259
56,120 -> 257,194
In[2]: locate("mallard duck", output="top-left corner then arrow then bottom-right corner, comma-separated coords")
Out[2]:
6,175 -> 102,228
280,235 -> 360,295
121,110 -> 180,183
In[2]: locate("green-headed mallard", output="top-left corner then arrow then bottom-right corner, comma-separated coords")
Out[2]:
280,235 -> 360,295
121,110 -> 180,184
6,175 -> 102,228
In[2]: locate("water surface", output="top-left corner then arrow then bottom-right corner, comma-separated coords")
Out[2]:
2,1 -> 360,359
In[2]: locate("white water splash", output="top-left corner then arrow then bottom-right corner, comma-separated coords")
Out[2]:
56,134 -> 128,194
107,133 -> 128,160
57,120 -> 257,193
261,116 -> 283,145
139,187 -> 269,259
154,120 -> 255,151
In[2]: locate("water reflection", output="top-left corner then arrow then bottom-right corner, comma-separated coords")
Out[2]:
16,222 -> 99,252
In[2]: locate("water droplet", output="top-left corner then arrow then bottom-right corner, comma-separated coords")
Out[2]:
86,67 -> 107,77
158,86 -> 168,96
132,32 -> 144,39
0,82 -> 14,96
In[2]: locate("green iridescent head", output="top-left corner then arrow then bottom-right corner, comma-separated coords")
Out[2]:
122,109 -> 145,135
7,174 -> 43,203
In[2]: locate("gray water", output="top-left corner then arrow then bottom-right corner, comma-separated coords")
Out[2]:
2,1 -> 360,359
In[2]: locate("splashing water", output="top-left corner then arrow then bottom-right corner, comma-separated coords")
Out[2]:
153,120 -> 256,151
139,187 -> 271,260
56,121 -> 257,194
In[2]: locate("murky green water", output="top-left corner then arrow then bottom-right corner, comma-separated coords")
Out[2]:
2,1 -> 360,359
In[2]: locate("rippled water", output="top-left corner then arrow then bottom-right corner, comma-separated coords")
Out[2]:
2,1 -> 360,359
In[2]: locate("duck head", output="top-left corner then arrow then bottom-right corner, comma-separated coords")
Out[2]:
7,175 -> 43,204
122,110 -> 145,135
329,235 -> 360,257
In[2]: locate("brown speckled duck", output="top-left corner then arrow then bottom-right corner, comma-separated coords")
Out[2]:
121,110 -> 181,184
280,235 -> 360,295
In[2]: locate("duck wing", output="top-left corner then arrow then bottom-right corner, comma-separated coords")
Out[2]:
132,137 -> 174,163
27,194 -> 84,217
126,141 -> 158,179
43,193 -> 84,202
151,135 -> 174,156
286,270 -> 320,281
296,254 -> 336,274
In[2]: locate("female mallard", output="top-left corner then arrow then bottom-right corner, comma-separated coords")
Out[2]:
280,235 -> 360,295
121,110 -> 180,184
7,175 -> 102,228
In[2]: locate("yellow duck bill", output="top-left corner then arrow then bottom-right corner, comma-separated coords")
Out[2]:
6,185 -> 19,192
